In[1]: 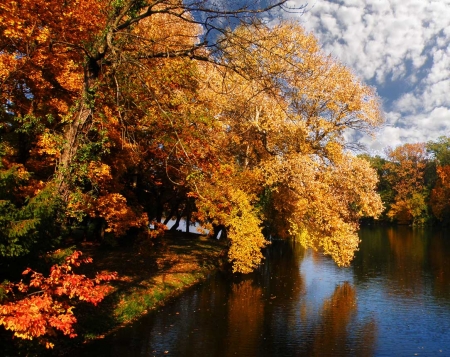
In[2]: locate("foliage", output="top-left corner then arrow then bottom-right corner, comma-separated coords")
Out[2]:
0,251 -> 116,348
0,160 -> 62,259
430,165 -> 450,224
226,190 -> 267,274
0,3 -> 390,351
362,137 -> 450,226
195,22 -> 384,266
384,143 -> 429,225
358,154 -> 394,220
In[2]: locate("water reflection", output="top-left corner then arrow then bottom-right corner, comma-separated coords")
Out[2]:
79,228 -> 450,356
225,280 -> 264,355
355,226 -> 450,301
428,230 -> 450,298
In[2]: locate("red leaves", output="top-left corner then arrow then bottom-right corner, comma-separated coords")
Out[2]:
430,165 -> 450,220
0,251 -> 117,347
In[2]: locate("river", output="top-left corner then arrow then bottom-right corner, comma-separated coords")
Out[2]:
80,226 -> 450,356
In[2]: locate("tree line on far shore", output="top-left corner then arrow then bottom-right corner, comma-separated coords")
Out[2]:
360,136 -> 450,226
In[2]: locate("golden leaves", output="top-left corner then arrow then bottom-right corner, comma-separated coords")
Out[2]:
260,152 -> 382,267
226,189 -> 267,274
87,162 -> 112,189
1,0 -> 384,280
89,193 -> 148,236
384,143 -> 428,224
196,19 -> 384,266
36,130 -> 63,158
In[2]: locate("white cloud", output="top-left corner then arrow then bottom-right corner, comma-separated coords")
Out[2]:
284,0 -> 450,152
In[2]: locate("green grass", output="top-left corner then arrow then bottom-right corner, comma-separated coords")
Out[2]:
113,272 -> 207,323
75,233 -> 226,342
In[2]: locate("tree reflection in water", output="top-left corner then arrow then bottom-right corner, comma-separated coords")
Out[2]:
76,229 -> 450,357
308,282 -> 377,357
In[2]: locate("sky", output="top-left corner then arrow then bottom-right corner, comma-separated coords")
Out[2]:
282,0 -> 450,154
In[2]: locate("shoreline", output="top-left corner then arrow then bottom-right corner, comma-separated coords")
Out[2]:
53,232 -> 226,356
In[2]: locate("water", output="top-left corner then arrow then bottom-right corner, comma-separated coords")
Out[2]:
80,226 -> 450,356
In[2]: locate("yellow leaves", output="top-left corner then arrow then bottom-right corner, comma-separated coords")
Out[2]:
261,151 -> 382,266
226,189 -> 267,274
132,3 -> 201,56
87,162 -> 112,188
324,141 -> 344,163
208,20 -> 384,266
36,26 -> 50,43
54,60 -> 84,94
0,53 -> 19,82
36,130 -> 63,158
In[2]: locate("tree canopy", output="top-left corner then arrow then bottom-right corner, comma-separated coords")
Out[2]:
1,0 -> 383,270
1,0 -> 385,346
361,138 -> 450,226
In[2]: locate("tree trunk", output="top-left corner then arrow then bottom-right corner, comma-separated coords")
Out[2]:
56,58 -> 100,199
213,224 -> 227,240
170,211 -> 183,231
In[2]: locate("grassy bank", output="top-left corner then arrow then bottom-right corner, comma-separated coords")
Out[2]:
74,232 -> 226,341
0,232 -> 226,356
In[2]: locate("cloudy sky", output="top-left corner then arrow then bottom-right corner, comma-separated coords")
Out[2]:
283,0 -> 450,154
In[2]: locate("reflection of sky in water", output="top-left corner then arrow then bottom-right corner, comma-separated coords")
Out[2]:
300,245 -> 450,356
300,250 -> 354,311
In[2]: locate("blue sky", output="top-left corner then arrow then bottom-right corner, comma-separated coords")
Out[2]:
281,0 -> 450,154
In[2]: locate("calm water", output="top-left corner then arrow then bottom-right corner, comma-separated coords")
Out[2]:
81,227 -> 450,356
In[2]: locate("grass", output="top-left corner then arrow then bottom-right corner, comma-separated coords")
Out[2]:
72,231 -> 226,345
0,231 -> 227,356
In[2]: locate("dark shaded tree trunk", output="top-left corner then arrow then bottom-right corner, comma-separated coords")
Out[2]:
163,201 -> 180,225
212,224 -> 227,240
170,211 -> 183,231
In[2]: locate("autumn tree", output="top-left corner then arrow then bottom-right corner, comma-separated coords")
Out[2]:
193,22 -> 384,268
1,0 -> 384,274
428,137 -> 450,224
384,143 -> 429,225
1,0 -> 306,347
1,1 -> 299,240
358,154 -> 395,221
0,251 -> 116,349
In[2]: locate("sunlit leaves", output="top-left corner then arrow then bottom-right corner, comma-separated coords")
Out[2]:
430,165 -> 450,222
199,22 -> 383,267
0,251 -> 116,347
264,154 -> 382,266
226,189 -> 267,274
384,143 -> 429,224
1,0 -> 384,279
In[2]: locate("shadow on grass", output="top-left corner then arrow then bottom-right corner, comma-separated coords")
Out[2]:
59,232 -> 226,354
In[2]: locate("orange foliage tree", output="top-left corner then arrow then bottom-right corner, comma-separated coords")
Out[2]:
0,251 -> 116,348
384,143 -> 429,224
430,165 -> 450,222
1,0 -> 383,270
1,0 -> 312,346
1,0 -> 295,242
2,0 -> 384,270
0,1 -> 387,347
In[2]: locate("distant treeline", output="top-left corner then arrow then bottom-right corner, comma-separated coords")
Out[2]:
360,136 -> 450,226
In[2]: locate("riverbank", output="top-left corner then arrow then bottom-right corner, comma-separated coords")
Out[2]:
58,231 -> 226,355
